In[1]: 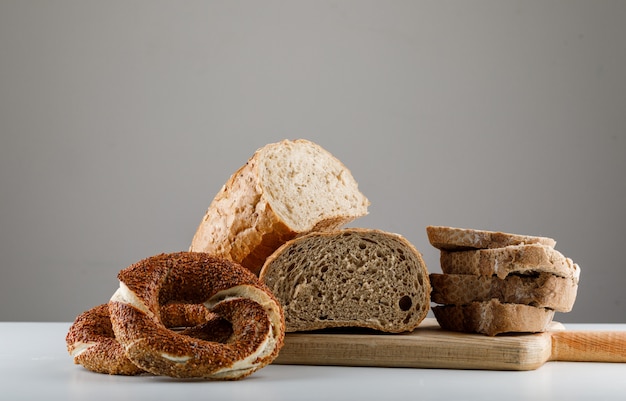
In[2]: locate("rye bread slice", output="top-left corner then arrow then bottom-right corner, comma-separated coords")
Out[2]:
430,273 -> 578,312
439,244 -> 580,282
426,226 -> 556,251
259,228 -> 430,333
432,299 -> 555,336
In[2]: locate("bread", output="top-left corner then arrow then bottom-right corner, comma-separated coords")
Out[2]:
429,273 -> 577,312
432,299 -> 555,336
259,228 -> 431,333
426,225 -> 556,251
426,226 -> 580,336
190,139 -> 370,275
108,252 -> 285,380
440,244 -> 581,282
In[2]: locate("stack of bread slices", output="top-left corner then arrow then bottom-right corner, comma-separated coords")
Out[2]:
426,226 -> 580,336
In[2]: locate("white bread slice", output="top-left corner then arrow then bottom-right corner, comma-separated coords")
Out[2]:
259,228 -> 431,333
439,244 -> 581,282
432,299 -> 555,336
430,273 -> 578,312
426,226 -> 556,251
190,139 -> 370,275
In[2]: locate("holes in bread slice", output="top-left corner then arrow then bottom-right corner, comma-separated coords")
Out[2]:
262,230 -> 430,332
398,295 -> 413,311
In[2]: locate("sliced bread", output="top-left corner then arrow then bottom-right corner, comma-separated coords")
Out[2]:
439,244 -> 581,281
259,228 -> 431,333
190,139 -> 370,275
432,299 -> 555,336
426,226 -> 556,251
430,273 -> 577,312
427,225 -> 580,336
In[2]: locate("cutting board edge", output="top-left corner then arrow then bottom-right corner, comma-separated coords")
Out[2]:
272,319 -> 555,371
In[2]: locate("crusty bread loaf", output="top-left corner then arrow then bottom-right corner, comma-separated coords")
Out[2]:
439,244 -> 581,281
426,226 -> 556,251
432,299 -> 555,336
259,228 -> 431,333
190,139 -> 370,275
430,273 -> 577,312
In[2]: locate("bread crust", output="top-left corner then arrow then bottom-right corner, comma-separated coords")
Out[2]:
189,156 -> 297,275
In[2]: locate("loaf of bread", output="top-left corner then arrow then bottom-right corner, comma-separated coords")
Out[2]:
439,244 -> 581,282
259,228 -> 431,333
190,139 -> 370,275
432,299 -> 556,336
426,226 -> 556,251
430,273 -> 577,312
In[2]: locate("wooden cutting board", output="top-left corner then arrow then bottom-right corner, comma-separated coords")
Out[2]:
273,318 -> 626,370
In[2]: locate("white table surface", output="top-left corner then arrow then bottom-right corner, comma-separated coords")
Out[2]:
2,322 -> 625,401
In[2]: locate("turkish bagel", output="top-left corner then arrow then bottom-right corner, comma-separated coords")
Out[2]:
66,303 -> 232,375
107,252 -> 285,380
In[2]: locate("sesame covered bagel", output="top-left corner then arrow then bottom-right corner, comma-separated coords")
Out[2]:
66,303 -> 230,375
108,252 -> 285,380
66,303 -> 145,375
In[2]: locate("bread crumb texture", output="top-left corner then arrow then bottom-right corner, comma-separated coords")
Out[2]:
260,229 -> 430,333
259,140 -> 369,232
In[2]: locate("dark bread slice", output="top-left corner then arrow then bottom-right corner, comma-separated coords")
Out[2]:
259,228 -> 430,333
432,299 -> 555,336
439,244 -> 580,282
426,226 -> 556,251
430,273 -> 577,312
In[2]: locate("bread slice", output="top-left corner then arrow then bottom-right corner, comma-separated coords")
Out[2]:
190,139 -> 370,275
259,228 -> 431,333
430,273 -> 577,312
426,226 -> 556,251
432,299 -> 555,336
439,244 -> 580,282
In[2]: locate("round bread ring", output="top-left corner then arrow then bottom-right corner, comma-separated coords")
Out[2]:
108,252 -> 285,380
66,304 -> 144,375
66,303 -> 231,375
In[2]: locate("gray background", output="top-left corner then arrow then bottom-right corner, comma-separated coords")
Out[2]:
1,1 -> 625,323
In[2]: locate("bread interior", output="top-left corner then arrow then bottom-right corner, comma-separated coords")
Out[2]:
259,140 -> 369,232
262,230 -> 430,332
